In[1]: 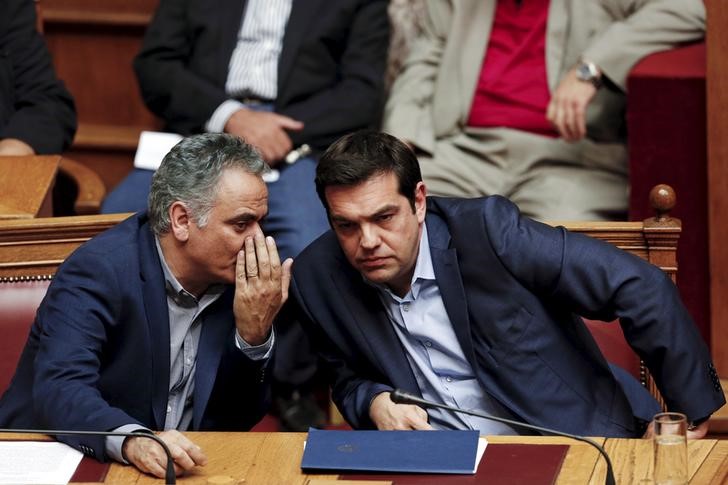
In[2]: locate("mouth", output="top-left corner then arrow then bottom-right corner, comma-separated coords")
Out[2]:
358,257 -> 389,269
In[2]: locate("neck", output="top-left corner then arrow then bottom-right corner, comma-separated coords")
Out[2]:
158,235 -> 207,298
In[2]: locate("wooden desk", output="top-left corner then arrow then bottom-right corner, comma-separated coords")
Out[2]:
6,432 -> 724,485
0,155 -> 60,219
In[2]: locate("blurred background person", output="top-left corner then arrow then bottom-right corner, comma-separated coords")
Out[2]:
0,0 -> 76,156
383,0 -> 705,220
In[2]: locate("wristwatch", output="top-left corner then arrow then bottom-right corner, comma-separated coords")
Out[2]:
576,60 -> 603,89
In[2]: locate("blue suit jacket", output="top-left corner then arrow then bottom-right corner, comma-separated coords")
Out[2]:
290,196 -> 724,437
0,213 -> 269,460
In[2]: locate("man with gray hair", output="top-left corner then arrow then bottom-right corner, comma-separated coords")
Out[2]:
0,133 -> 291,479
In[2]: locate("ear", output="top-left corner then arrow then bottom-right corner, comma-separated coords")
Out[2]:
414,181 -> 427,223
169,201 -> 191,242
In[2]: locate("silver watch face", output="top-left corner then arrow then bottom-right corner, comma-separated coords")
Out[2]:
576,62 -> 601,88
577,62 -> 595,81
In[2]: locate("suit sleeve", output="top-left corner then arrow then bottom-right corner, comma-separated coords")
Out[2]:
133,0 -> 229,135
480,196 -> 725,421
0,0 -> 76,153
382,0 -> 450,154
280,0 -> 390,150
286,280 -> 389,429
31,250 -> 143,459
581,0 -> 705,90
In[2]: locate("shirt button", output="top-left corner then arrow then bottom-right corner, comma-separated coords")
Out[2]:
186,358 -> 192,365
166,405 -> 172,413
402,304 -> 410,312
446,377 -> 452,383
425,341 -> 433,348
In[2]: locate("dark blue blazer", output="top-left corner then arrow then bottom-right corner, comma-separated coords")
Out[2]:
290,196 -> 725,437
133,0 -> 389,150
0,213 -> 269,460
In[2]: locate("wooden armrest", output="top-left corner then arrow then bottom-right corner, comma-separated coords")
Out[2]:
58,158 -> 106,215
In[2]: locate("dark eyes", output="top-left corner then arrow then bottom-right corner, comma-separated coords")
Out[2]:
376,213 -> 394,222
334,221 -> 354,231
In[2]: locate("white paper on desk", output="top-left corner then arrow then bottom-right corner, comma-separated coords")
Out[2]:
133,130 -> 183,171
0,441 -> 83,484
132,130 -> 281,182
474,437 -> 488,472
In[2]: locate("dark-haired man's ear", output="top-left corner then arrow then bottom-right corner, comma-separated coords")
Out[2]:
414,182 -> 427,221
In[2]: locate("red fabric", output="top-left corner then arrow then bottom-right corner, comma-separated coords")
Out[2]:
467,0 -> 556,137
626,42 -> 709,344
0,280 -> 50,394
343,443 -> 568,484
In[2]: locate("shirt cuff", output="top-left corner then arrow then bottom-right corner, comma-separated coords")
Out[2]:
205,99 -> 247,133
105,424 -> 152,464
234,327 -> 275,361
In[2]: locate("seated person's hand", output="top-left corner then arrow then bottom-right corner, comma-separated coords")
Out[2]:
224,109 -> 303,166
369,392 -> 433,430
0,138 -> 35,156
122,429 -> 207,478
233,232 -> 293,346
642,419 -> 709,440
546,67 -> 598,142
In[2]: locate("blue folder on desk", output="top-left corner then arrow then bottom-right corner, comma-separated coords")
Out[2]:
300,428 -> 480,474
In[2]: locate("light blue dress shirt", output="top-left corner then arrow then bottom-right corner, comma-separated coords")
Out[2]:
374,224 -> 522,435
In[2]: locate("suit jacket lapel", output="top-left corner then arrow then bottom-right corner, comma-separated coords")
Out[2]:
331,262 -> 421,395
278,0 -> 326,95
426,213 -> 478,371
192,293 -> 234,429
545,0 -> 569,90
218,0 -> 248,84
454,0 -> 496,119
138,224 -> 171,429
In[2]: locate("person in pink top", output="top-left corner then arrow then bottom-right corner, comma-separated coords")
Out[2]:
384,0 -> 705,220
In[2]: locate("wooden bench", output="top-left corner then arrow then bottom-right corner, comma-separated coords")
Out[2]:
0,213 -> 129,392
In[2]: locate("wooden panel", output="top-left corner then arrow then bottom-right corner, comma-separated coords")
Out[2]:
0,213 -> 129,277
0,156 -> 60,219
41,0 -> 163,191
706,0 -> 728,377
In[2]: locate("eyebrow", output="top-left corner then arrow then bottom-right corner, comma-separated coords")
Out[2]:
227,211 -> 268,224
330,204 -> 400,223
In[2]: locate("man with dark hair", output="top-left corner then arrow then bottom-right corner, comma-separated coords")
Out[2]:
0,133 -> 290,479
290,130 -> 725,437
0,0 -> 76,155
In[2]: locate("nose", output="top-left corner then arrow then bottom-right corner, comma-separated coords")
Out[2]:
360,224 -> 380,250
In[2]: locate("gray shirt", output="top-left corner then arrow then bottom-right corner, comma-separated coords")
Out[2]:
105,238 -> 274,462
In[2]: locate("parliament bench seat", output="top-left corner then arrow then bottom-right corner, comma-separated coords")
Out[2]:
0,213 -> 129,393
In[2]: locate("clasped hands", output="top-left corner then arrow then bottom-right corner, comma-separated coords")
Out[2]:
224,109 -> 304,166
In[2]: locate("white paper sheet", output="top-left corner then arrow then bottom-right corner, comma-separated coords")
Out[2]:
132,130 -> 281,182
133,130 -> 183,171
0,441 -> 84,484
474,437 -> 488,472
